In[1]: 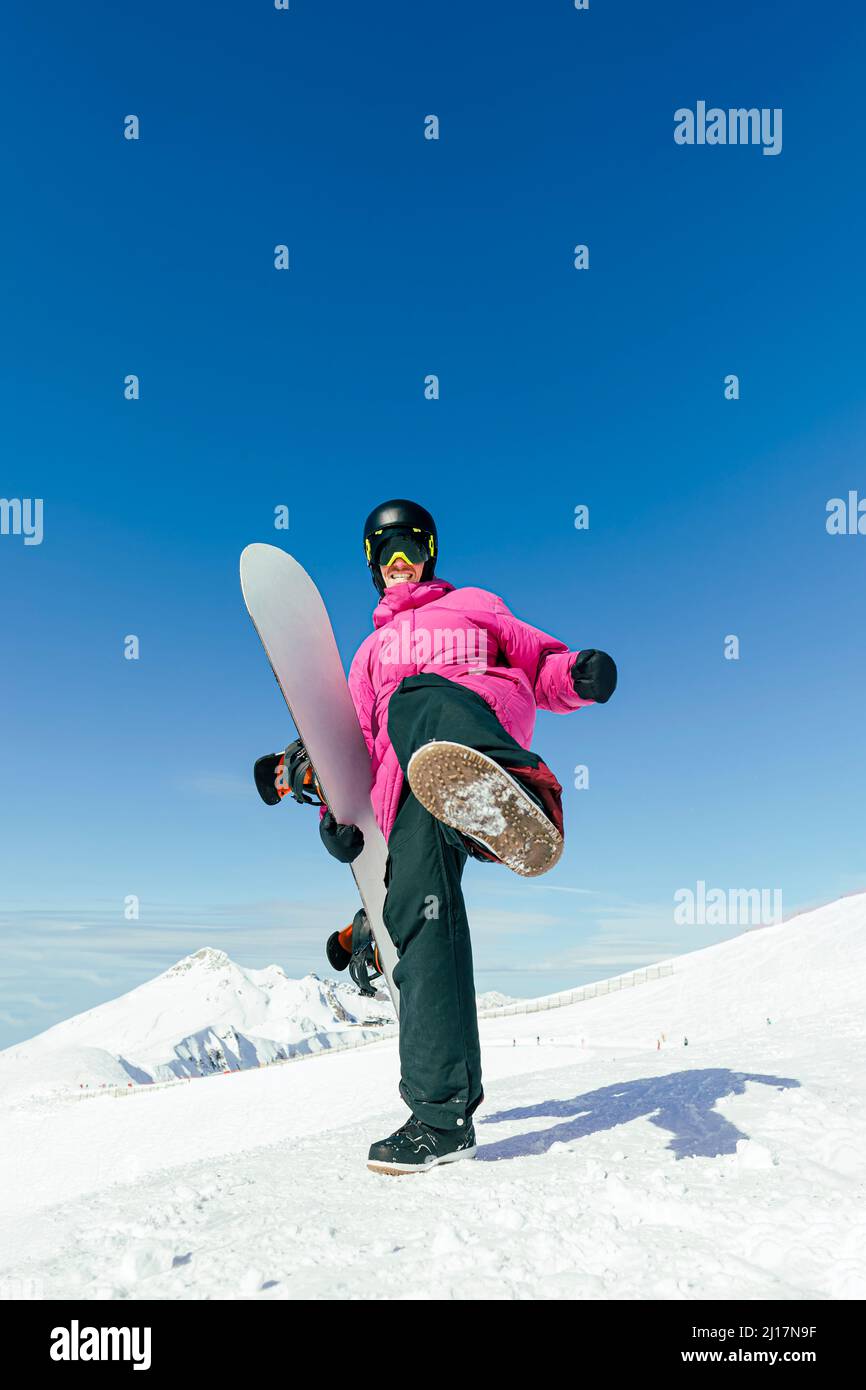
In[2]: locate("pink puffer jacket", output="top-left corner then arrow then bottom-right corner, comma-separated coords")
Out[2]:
348,578 -> 595,841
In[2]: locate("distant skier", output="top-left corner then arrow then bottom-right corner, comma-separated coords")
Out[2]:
259,499 -> 617,1174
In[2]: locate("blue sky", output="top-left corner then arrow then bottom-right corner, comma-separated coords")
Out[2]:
1,1 -> 865,1048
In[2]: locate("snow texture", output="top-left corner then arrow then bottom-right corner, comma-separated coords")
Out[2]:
1,895 -> 865,1300
442,771 -> 509,836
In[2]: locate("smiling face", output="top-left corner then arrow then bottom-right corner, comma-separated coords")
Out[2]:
381,555 -> 426,587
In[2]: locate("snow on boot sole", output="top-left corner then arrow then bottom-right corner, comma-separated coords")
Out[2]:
367,1147 -> 478,1176
406,742 -> 563,877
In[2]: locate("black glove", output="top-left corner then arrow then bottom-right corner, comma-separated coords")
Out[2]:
571,649 -> 617,704
319,809 -> 365,864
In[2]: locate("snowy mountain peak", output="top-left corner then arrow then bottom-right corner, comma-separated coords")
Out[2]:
163,947 -> 233,977
0,949 -> 398,1099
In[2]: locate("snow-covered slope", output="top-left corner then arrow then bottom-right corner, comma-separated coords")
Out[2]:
1,894 -> 865,1300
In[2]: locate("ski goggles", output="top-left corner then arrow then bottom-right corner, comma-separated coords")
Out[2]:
364,527 -> 435,570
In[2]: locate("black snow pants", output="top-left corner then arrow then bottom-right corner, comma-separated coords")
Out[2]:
383,672 -> 550,1132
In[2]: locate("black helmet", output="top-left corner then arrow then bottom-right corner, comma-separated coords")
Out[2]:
363,499 -> 438,596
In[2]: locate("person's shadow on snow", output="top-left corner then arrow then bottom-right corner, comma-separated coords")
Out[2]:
475,1069 -> 799,1162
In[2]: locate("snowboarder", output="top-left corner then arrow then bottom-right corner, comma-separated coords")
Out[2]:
259,498 -> 617,1174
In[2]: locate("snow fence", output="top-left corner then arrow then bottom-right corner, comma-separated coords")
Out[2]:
477,961 -> 675,1019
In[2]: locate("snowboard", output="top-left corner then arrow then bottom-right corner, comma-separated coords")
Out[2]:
240,543 -> 400,1016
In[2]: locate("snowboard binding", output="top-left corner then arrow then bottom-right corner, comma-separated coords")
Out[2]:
326,908 -> 384,996
254,737 -> 325,807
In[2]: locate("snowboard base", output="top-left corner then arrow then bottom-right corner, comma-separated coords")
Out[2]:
240,544 -> 400,1015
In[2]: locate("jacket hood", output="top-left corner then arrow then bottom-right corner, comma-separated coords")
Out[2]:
372,578 -> 455,629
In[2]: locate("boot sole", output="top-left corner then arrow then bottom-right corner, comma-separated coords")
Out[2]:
367,1147 -> 477,1176
406,742 -> 563,877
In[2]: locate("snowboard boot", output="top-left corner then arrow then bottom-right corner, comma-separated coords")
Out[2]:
367,1113 -> 478,1175
406,741 -> 564,877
